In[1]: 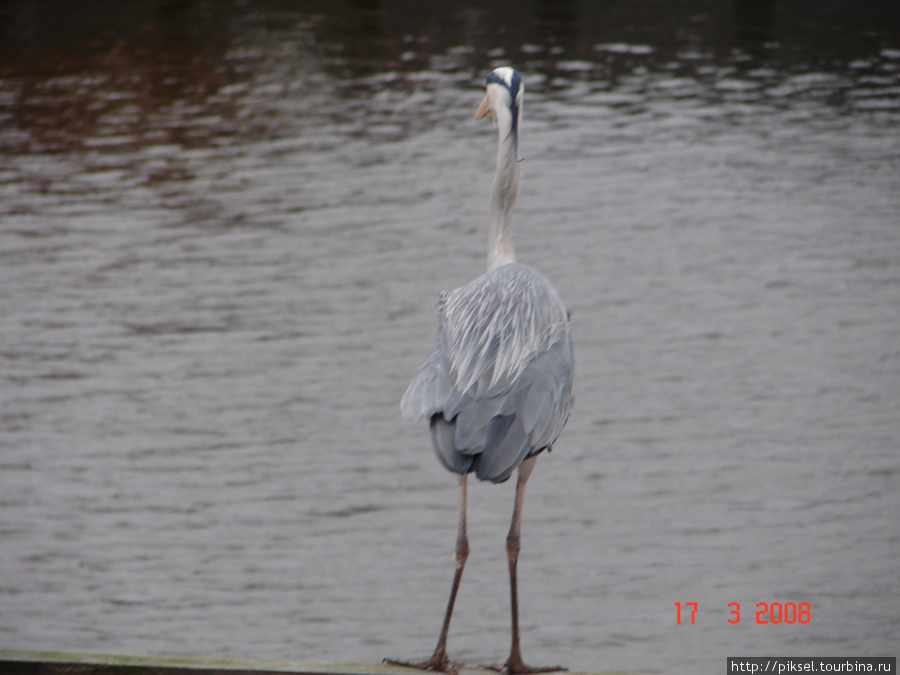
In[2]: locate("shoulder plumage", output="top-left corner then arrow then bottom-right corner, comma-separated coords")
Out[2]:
436,263 -> 569,397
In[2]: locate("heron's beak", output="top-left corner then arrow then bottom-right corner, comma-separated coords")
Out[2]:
475,92 -> 492,119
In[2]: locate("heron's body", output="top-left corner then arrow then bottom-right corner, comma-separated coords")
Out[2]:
401,262 -> 573,483
390,67 -> 573,675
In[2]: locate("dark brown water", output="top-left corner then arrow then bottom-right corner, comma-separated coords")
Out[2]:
2,2 -> 899,673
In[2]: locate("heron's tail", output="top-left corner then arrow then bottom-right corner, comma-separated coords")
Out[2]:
429,412 -> 536,484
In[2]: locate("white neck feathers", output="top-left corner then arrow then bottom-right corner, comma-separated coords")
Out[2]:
487,112 -> 519,271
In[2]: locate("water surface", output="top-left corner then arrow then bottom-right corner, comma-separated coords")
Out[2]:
2,2 -> 899,673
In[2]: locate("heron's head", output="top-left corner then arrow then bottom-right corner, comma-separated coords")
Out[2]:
475,66 -> 523,146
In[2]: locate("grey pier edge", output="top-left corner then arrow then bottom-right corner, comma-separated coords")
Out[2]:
0,650 -> 631,675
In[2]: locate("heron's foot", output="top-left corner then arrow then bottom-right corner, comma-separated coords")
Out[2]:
483,657 -> 567,675
383,653 -> 460,674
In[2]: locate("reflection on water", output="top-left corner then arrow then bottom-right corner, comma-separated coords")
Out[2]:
2,2 -> 899,673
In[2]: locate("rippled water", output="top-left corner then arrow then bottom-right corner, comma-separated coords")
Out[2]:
2,2 -> 899,673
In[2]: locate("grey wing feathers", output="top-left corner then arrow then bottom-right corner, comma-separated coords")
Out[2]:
401,263 -> 574,483
399,337 -> 453,421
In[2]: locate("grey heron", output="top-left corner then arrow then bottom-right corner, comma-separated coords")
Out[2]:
389,67 -> 574,674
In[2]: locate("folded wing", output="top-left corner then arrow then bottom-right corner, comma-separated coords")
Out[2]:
401,263 -> 574,483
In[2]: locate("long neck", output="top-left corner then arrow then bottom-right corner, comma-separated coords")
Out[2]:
487,126 -> 519,271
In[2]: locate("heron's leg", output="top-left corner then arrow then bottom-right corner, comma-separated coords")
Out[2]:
431,473 -> 470,666
499,457 -> 565,675
385,474 -> 469,672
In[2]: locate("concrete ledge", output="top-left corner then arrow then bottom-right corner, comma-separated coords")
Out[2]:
0,650 -> 430,675
0,651 -> 626,675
